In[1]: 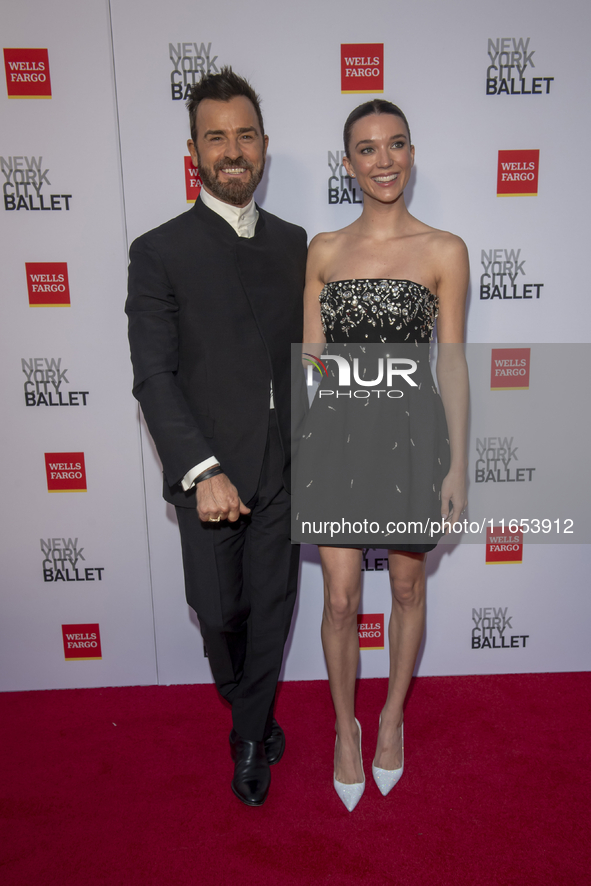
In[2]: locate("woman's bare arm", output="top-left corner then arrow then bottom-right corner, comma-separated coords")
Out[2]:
303,233 -> 331,354
434,234 -> 470,523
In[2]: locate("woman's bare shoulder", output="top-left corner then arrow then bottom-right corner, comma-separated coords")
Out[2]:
421,225 -> 467,258
430,231 -> 469,277
409,222 -> 469,275
307,225 -> 357,281
406,213 -> 464,247
309,224 -> 356,255
423,229 -> 469,300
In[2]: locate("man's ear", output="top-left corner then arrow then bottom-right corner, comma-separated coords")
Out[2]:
187,139 -> 199,166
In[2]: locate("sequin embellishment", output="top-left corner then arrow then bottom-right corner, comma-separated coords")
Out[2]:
319,279 -> 438,343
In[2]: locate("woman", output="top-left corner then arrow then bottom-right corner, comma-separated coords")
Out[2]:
302,100 -> 469,811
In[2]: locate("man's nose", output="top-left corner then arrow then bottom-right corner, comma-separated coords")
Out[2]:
227,137 -> 243,157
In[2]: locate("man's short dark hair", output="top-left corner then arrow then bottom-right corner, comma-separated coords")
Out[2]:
186,66 -> 264,144
343,99 -> 411,157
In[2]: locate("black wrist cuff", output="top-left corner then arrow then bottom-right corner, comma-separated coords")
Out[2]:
195,465 -> 223,484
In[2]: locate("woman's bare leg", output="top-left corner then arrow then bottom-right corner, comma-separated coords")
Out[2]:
373,550 -> 427,770
319,546 -> 364,784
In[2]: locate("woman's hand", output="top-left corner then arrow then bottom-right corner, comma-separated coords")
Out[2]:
440,467 -> 467,529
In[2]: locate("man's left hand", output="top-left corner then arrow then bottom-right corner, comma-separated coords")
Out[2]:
196,473 -> 251,523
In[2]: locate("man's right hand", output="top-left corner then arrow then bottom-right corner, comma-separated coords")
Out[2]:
196,473 -> 251,523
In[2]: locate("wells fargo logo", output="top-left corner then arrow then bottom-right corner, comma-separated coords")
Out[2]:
491,347 -> 530,390
341,44 -> 383,94
357,613 -> 384,650
3,48 -> 51,98
486,527 -> 523,564
25,262 -> 70,306
497,150 -> 539,196
44,452 -> 87,492
62,624 -> 102,660
184,156 -> 202,203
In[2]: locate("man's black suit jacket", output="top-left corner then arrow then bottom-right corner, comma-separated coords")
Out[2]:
126,198 -> 307,508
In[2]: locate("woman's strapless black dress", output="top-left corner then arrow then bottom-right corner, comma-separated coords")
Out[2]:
293,279 -> 450,552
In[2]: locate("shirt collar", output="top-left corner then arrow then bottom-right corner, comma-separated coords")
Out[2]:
199,187 -> 258,238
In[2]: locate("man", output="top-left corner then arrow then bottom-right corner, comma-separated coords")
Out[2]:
126,68 -> 307,806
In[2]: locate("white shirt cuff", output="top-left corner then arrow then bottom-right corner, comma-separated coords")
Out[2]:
181,456 -> 220,491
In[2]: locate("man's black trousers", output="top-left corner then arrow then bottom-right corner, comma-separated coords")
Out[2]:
175,411 -> 300,742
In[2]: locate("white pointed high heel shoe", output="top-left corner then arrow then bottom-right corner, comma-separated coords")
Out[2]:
372,718 -> 404,796
333,718 -> 365,812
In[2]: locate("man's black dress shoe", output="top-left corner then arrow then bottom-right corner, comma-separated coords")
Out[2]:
229,734 -> 271,807
263,719 -> 286,765
229,719 -> 285,766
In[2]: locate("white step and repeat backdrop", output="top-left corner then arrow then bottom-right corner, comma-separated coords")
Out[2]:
2,0 -> 590,691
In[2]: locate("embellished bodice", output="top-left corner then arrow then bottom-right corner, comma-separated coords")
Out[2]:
320,279 -> 438,343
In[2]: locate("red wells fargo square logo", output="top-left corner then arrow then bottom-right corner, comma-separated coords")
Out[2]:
185,156 -> 202,203
45,452 -> 87,492
486,527 -> 523,564
62,624 -> 102,660
25,262 -> 70,306
491,347 -> 530,390
497,150 -> 539,196
341,44 -> 383,94
3,48 -> 51,98
357,613 -> 384,650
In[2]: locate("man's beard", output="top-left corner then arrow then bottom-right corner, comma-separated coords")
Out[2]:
197,154 -> 265,206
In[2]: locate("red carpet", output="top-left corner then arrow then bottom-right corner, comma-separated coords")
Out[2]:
1,674 -> 590,886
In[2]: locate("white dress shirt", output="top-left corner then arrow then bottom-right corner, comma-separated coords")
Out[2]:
181,188 -> 268,491
199,185 -> 259,237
